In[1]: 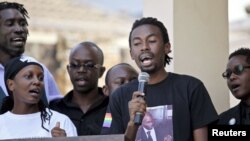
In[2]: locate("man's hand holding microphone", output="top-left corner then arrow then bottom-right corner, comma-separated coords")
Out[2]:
125,72 -> 149,141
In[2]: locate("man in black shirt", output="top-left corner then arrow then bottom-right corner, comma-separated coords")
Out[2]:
50,41 -> 108,135
107,17 -> 218,141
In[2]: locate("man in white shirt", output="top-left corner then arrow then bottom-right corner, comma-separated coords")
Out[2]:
0,1 -> 62,106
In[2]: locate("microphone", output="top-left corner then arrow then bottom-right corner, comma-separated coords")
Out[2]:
134,72 -> 149,125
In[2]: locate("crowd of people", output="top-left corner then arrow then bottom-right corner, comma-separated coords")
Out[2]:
0,1 -> 248,141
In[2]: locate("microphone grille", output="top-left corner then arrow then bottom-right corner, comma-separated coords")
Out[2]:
138,72 -> 149,82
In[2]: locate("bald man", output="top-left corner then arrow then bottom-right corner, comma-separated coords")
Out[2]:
50,41 -> 108,135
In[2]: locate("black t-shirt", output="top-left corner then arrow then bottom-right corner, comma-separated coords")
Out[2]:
108,72 -> 218,141
49,88 -> 109,135
218,102 -> 250,125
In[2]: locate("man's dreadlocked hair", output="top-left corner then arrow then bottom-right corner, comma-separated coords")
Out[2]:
128,17 -> 173,66
0,1 -> 29,24
229,47 -> 250,64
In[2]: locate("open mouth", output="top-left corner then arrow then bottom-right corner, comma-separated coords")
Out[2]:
11,37 -> 26,45
75,77 -> 88,85
231,84 -> 240,92
29,88 -> 40,95
140,53 -> 153,66
12,37 -> 25,42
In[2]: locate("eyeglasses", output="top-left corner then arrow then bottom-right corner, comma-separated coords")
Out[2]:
222,65 -> 250,79
68,63 -> 101,70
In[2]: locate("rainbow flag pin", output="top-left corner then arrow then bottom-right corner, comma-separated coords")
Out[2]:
103,113 -> 112,127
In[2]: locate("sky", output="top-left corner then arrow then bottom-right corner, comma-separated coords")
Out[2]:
229,0 -> 250,22
79,0 -> 143,17
79,0 -> 249,22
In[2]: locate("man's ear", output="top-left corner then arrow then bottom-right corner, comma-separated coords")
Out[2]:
102,85 -> 109,96
130,49 -> 135,60
164,42 -> 171,54
66,65 -> 70,74
99,66 -> 106,78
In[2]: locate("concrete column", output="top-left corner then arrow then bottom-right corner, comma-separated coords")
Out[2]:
144,0 -> 229,114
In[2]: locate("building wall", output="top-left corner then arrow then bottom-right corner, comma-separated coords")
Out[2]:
8,0 -> 139,95
144,0 -> 229,114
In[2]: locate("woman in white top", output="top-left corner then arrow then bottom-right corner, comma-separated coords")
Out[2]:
0,56 -> 77,139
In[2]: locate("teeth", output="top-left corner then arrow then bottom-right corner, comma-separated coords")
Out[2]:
13,38 -> 23,41
140,53 -> 153,62
30,89 -> 39,93
142,60 -> 151,65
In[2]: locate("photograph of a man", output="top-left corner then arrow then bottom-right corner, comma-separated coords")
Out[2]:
136,112 -> 172,141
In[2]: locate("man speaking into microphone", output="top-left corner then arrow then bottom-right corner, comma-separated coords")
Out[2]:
107,17 -> 218,141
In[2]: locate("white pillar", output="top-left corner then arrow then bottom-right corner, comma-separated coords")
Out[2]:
144,0 -> 229,114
